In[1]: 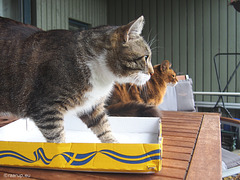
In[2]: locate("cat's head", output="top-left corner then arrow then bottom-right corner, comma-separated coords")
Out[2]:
154,60 -> 178,86
107,16 -> 153,86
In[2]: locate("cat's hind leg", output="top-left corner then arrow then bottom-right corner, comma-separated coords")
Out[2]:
79,102 -> 117,143
29,109 -> 65,143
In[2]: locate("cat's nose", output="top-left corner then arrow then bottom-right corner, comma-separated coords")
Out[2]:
148,66 -> 154,76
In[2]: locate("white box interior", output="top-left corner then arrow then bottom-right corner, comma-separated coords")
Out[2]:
0,114 -> 160,144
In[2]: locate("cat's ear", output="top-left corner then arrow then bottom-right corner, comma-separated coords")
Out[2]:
122,16 -> 145,42
161,60 -> 171,72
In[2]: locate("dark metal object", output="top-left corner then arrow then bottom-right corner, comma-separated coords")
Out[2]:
213,53 -> 240,118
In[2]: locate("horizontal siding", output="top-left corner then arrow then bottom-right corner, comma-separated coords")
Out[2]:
36,0 -> 107,30
107,0 -> 240,104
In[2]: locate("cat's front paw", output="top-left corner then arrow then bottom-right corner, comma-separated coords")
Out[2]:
100,136 -> 119,143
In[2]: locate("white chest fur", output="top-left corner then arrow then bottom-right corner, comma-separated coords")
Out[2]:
66,53 -> 115,116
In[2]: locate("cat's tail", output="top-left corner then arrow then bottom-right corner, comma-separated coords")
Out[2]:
106,102 -> 162,118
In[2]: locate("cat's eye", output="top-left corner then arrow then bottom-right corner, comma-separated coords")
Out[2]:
144,55 -> 149,61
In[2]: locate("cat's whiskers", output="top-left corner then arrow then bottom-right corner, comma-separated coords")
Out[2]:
127,83 -> 134,93
150,45 -> 162,52
148,34 -> 157,48
127,74 -> 139,93
147,29 -> 153,44
142,82 -> 149,100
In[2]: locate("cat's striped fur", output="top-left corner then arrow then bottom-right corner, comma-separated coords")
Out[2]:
0,16 -> 153,143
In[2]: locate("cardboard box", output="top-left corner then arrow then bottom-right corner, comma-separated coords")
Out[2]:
0,115 -> 162,173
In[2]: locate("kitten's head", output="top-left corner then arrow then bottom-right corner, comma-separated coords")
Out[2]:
107,16 -> 153,86
154,60 -> 178,86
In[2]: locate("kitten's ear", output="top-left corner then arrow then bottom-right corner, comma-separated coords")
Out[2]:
161,60 -> 171,72
122,16 -> 145,42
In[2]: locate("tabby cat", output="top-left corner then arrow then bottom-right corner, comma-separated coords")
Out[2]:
106,60 -> 178,117
0,16 -> 153,143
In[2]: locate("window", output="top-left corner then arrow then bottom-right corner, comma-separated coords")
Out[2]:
69,18 -> 90,31
0,0 -> 32,24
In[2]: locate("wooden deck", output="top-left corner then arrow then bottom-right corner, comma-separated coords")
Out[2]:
0,111 -> 221,180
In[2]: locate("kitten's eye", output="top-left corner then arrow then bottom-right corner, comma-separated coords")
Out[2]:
144,55 -> 149,61
172,75 -> 175,78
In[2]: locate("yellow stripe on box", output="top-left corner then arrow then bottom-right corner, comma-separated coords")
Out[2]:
0,141 -> 162,173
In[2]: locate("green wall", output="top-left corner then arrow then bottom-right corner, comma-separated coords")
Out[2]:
107,0 -> 240,103
0,0 -> 21,21
36,0 -> 107,30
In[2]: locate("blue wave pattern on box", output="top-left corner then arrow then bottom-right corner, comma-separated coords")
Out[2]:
0,148 -> 161,166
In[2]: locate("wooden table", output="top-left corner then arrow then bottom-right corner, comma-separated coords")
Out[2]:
0,111 -> 221,180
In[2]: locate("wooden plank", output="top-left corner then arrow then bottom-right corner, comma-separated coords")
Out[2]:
163,145 -> 193,155
163,127 -> 199,134
162,120 -> 201,126
162,113 -> 204,117
161,111 -> 204,117
162,116 -> 202,120
162,120 -> 201,125
162,131 -> 197,138
221,116 -> 240,124
163,159 -> 189,170
163,140 -> 195,148
186,114 -> 221,180
163,136 -> 196,143
156,167 -> 186,179
162,114 -> 203,120
0,165 -> 183,180
163,152 -> 191,161
163,124 -> 200,130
